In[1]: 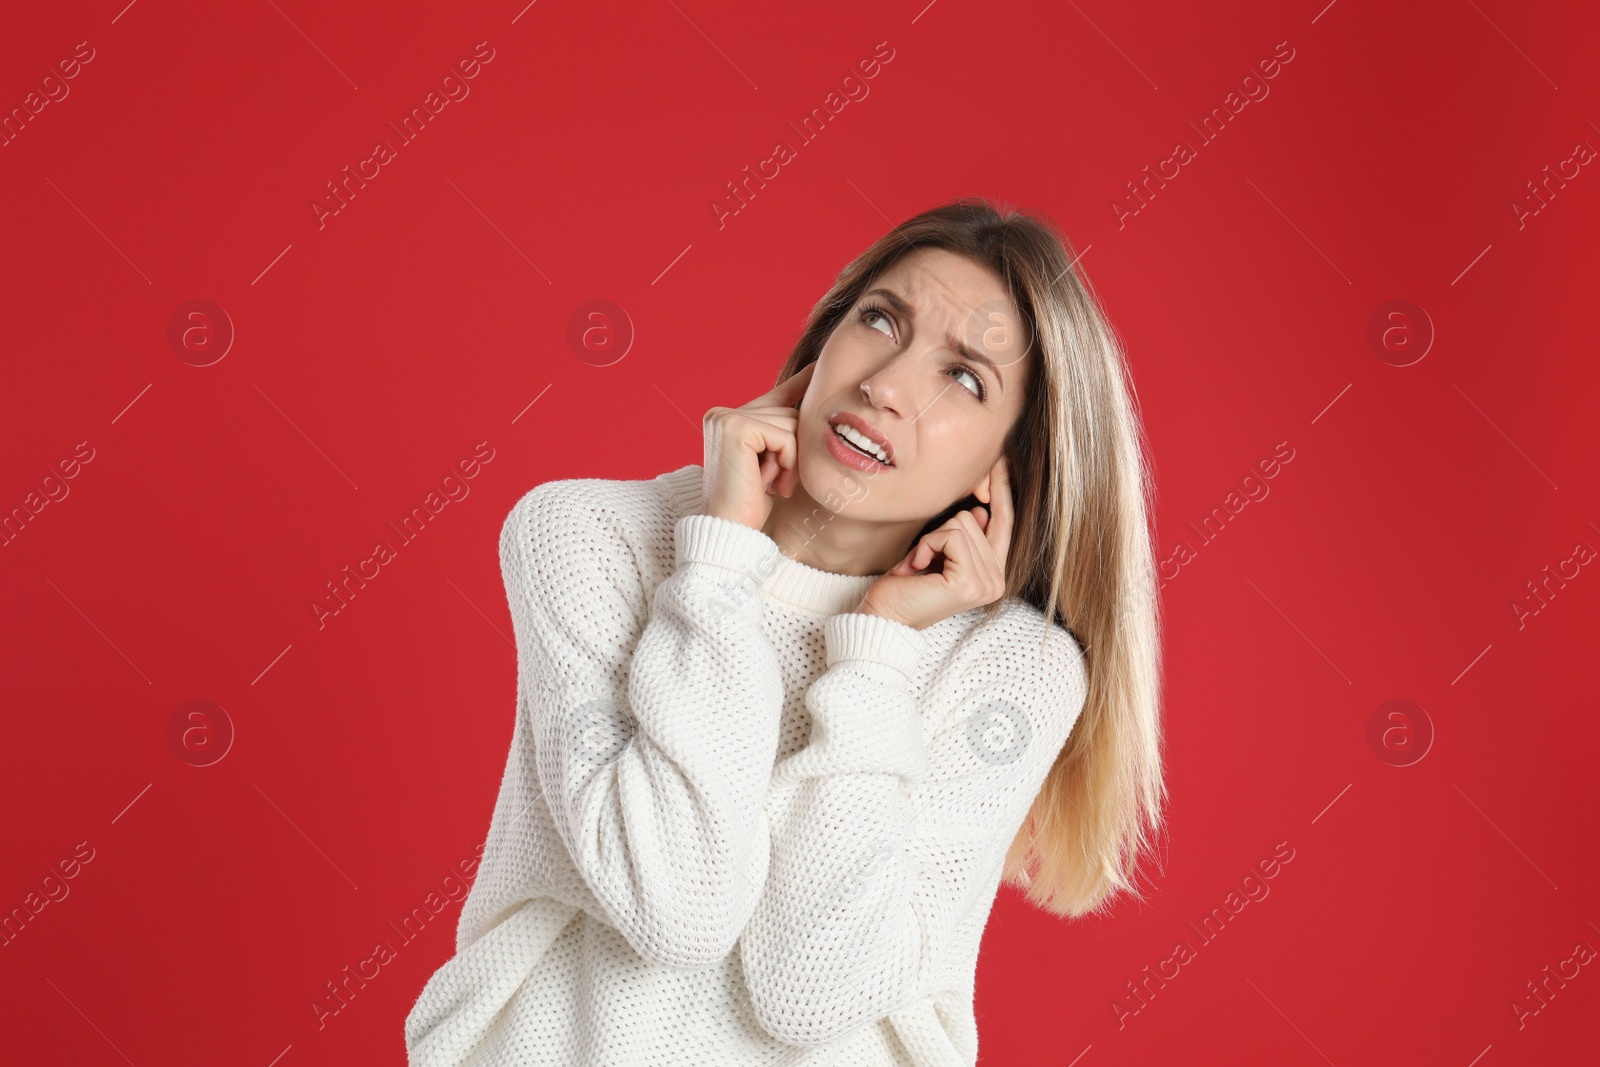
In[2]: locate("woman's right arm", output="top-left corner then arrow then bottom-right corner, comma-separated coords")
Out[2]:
502,480 -> 784,971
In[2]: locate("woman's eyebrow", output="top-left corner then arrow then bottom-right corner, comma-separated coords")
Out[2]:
863,287 -> 1008,393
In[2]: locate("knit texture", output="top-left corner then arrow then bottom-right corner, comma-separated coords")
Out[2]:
404,463 -> 1089,1066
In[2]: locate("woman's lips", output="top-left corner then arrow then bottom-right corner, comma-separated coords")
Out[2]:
830,411 -> 895,463
825,423 -> 893,472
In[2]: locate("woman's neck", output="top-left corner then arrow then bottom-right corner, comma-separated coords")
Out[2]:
760,484 -> 923,577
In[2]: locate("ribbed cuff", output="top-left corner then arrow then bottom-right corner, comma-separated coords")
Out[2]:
674,513 -> 782,587
804,693 -> 928,781
824,611 -> 927,683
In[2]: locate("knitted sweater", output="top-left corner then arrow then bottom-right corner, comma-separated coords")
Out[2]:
404,463 -> 1089,1066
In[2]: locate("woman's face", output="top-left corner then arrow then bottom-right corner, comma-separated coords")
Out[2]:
798,248 -> 1031,523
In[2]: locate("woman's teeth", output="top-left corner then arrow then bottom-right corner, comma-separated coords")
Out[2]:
834,424 -> 890,464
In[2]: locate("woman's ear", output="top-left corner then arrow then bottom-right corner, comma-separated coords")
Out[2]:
972,454 -> 1004,505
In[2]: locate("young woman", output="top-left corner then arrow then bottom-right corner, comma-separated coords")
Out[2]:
405,198 -> 1166,1065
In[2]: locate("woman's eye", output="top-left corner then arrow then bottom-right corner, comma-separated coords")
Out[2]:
950,365 -> 986,400
860,308 -> 894,338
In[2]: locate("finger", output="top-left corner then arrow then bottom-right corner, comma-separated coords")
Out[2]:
985,456 -> 1015,573
908,529 -> 944,572
759,361 -> 817,409
948,510 -> 1000,593
916,524 -> 975,576
735,412 -> 798,440
743,410 -> 806,496
727,390 -> 807,495
903,534 -> 929,571
886,533 -> 925,575
722,410 -> 797,457
738,403 -> 808,419
732,406 -> 799,424
744,412 -> 802,495
736,410 -> 800,496
742,415 -> 806,495
712,411 -> 781,489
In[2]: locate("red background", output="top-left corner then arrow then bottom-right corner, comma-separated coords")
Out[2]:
2,1 -> 1596,1063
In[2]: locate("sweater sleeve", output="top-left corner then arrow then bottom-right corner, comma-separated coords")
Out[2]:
502,482 -> 787,971
738,608 -> 1090,1047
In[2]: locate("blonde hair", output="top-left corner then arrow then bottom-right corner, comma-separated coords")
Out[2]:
774,197 -> 1166,918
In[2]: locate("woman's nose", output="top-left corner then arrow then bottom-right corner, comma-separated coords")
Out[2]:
860,346 -> 928,408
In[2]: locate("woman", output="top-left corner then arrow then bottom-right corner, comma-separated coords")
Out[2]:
405,197 -> 1166,1065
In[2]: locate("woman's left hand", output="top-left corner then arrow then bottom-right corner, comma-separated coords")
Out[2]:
853,456 -> 1015,631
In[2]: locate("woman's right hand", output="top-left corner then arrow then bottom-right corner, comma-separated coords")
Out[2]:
701,362 -> 817,531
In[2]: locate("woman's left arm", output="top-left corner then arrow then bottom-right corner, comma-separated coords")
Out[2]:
738,608 -> 1090,1047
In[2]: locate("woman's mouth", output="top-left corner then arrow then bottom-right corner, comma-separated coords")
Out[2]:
826,422 -> 894,472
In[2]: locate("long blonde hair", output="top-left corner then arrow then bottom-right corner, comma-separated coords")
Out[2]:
774,197 -> 1166,918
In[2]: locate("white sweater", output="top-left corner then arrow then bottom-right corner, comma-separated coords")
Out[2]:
404,463 -> 1089,1066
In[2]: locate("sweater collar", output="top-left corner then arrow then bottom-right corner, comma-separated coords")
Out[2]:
662,463 -> 884,616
